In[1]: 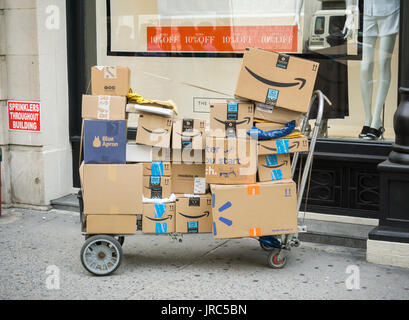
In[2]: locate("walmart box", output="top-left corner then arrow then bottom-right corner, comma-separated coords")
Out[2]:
83,120 -> 126,164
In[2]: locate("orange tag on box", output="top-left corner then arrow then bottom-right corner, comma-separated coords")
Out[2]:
249,228 -> 261,237
248,185 -> 260,195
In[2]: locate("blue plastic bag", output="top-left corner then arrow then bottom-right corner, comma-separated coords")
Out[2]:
247,120 -> 296,140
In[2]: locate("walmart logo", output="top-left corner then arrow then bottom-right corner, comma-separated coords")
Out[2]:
212,194 -> 233,236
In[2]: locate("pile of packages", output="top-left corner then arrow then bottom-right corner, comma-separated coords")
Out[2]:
80,47 -> 319,240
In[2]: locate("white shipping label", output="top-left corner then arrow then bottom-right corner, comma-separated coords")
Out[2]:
255,103 -> 274,114
97,95 -> 111,119
194,177 -> 206,194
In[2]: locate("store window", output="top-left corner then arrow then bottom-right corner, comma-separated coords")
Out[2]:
93,0 -> 399,142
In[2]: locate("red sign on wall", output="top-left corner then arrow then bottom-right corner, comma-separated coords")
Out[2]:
147,25 -> 298,53
8,101 -> 41,132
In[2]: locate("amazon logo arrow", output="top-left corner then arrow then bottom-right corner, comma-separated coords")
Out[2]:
213,117 -> 251,126
245,67 -> 306,90
146,215 -> 173,222
176,131 -> 203,138
142,126 -> 169,135
261,161 -> 288,169
178,211 -> 210,219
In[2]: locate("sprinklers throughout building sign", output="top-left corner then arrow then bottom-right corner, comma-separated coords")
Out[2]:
8,101 -> 41,132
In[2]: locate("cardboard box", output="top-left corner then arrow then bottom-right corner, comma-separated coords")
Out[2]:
171,164 -> 206,194
235,47 -> 319,113
211,180 -> 297,239
258,136 -> 309,156
126,144 -> 172,163
205,137 -> 257,184
175,194 -> 212,233
91,66 -> 130,96
255,122 -> 286,131
143,162 -> 171,176
254,103 -> 303,125
172,118 -> 206,149
142,202 -> 175,234
86,215 -> 137,235
82,95 -> 126,120
83,120 -> 127,164
209,101 -> 254,138
136,113 -> 173,148
258,154 -> 291,182
172,149 -> 204,164
83,164 -> 143,215
143,176 -> 172,199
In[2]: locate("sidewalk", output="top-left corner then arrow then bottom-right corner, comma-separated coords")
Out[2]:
0,208 -> 408,300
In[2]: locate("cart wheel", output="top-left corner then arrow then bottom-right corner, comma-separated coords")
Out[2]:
260,241 -> 275,251
267,250 -> 287,269
116,236 -> 125,246
80,235 -> 123,276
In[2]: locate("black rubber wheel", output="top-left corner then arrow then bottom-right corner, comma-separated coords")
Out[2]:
260,241 -> 276,251
116,236 -> 125,246
267,250 -> 288,269
80,235 -> 123,276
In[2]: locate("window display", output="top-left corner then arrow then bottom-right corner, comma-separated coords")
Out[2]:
98,0 -> 399,141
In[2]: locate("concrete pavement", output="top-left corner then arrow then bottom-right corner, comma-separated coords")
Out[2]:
0,208 -> 408,300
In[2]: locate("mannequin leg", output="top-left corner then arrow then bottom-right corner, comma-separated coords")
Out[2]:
370,34 -> 397,130
360,36 -> 377,127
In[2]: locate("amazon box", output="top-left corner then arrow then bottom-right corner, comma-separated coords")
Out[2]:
205,137 -> 257,185
172,118 -> 206,150
143,162 -> 171,176
136,113 -> 173,148
258,154 -> 291,182
209,101 -> 254,138
255,122 -> 286,131
171,164 -> 207,194
235,47 -> 319,113
83,164 -> 143,215
211,180 -> 297,239
175,194 -> 212,233
82,95 -> 126,120
142,202 -> 175,234
258,136 -> 309,156
172,149 -> 204,164
86,215 -> 137,235
83,120 -> 126,164
143,176 -> 172,199
254,104 -> 303,126
91,66 -> 130,96
126,144 -> 171,163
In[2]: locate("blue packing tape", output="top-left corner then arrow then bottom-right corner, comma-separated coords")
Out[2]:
154,203 -> 166,218
151,162 -> 164,176
276,139 -> 289,154
271,169 -> 283,181
155,222 -> 167,234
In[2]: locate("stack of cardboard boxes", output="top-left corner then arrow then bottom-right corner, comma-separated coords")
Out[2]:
80,66 -> 143,235
209,47 -> 319,239
80,47 -> 319,240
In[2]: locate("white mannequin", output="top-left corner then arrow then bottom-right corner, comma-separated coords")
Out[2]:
344,0 -> 399,139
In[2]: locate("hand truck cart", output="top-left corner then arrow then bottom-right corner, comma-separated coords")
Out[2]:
78,90 -> 331,276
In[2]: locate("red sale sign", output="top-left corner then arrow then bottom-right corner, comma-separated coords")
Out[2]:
8,101 -> 41,132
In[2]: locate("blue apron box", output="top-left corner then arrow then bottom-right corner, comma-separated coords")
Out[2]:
83,120 -> 127,164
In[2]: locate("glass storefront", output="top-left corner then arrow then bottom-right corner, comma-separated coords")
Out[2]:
89,0 -> 400,142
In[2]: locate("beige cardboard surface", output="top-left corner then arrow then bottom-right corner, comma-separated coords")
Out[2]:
205,137 -> 257,184
143,162 -> 171,176
136,113 -> 173,148
172,149 -> 204,164
211,180 -> 297,239
254,104 -> 303,125
82,95 -> 126,120
86,215 -> 137,235
172,118 -> 206,150
153,147 -> 172,162
142,202 -> 175,234
91,66 -> 130,96
209,101 -> 254,138
258,154 -> 291,182
143,176 -> 172,199
171,164 -> 206,194
83,164 -> 143,215
258,136 -> 309,156
235,48 -> 319,113
175,194 -> 213,233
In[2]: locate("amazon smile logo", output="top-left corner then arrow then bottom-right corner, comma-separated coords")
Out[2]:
178,211 -> 210,219
146,215 -> 173,222
176,131 -> 203,138
245,67 -> 306,90
142,126 -> 169,135
261,161 -> 288,169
